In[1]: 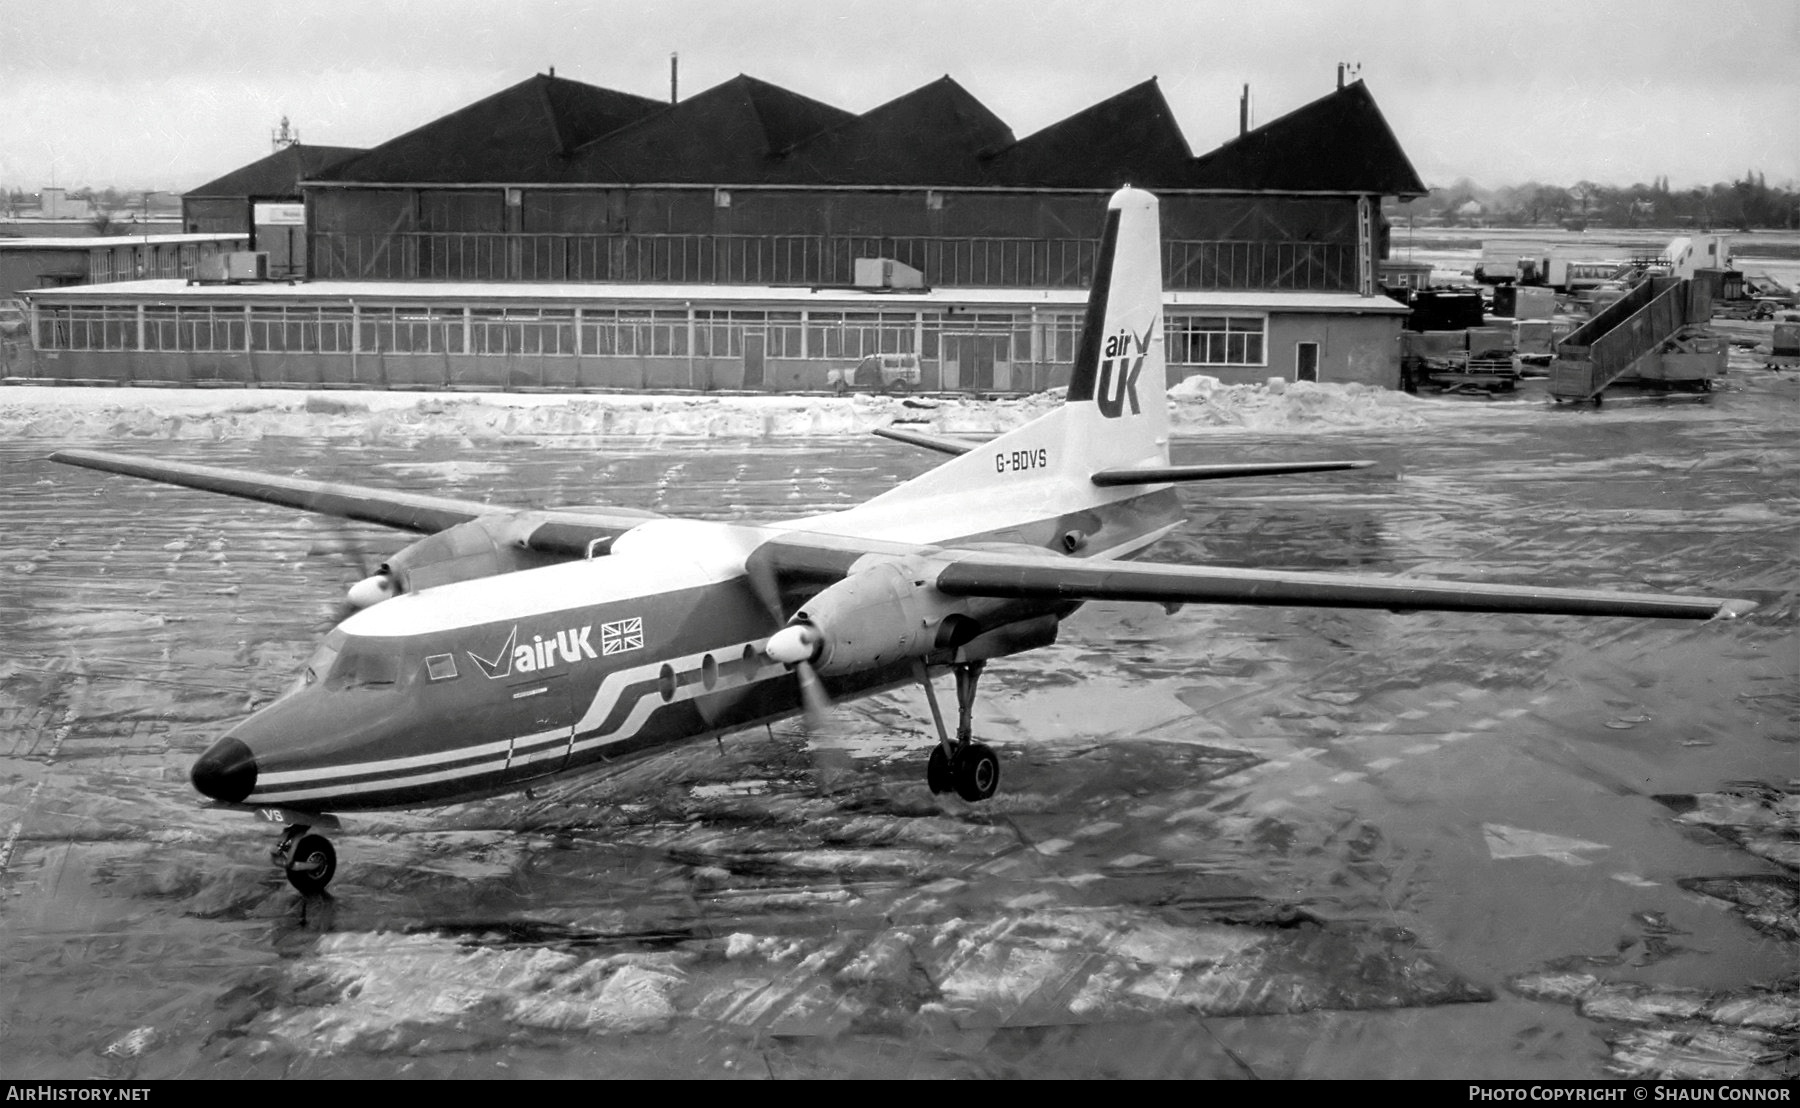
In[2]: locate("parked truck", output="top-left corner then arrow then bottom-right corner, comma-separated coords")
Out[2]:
1476,242 -> 1628,292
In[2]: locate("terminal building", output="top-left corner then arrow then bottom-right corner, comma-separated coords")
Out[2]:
19,70 -> 1425,392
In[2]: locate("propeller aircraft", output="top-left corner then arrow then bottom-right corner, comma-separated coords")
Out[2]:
51,187 -> 1753,894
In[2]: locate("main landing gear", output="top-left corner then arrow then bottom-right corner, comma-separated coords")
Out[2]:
916,660 -> 1000,802
272,823 -> 337,894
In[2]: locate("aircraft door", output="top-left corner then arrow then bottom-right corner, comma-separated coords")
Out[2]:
502,673 -> 575,782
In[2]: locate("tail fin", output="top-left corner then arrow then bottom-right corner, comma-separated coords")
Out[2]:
864,187 -> 1169,510
1059,186 -> 1171,474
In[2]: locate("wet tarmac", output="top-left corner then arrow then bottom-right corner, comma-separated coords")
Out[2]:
1,373 -> 1795,1079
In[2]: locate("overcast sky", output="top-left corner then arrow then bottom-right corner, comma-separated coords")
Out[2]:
3,0 -> 1795,194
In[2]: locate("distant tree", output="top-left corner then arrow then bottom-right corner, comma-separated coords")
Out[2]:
1571,180 -> 1601,216
1407,173 -> 1796,230
1532,184 -> 1572,223
88,210 -> 117,235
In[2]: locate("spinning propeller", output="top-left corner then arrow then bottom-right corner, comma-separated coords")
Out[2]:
764,622 -> 834,731
308,516 -> 400,625
743,546 -> 838,735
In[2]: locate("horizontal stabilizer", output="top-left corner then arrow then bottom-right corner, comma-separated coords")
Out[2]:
872,426 -> 983,456
932,552 -> 1753,621
1091,460 -> 1376,487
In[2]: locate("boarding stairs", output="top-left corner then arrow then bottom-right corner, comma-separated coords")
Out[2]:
1550,276 -> 1715,402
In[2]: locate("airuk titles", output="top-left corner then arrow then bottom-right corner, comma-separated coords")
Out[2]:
467,620 -> 642,679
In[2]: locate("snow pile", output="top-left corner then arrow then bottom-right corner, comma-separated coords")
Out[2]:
1166,374 -> 1439,430
0,378 -> 1458,445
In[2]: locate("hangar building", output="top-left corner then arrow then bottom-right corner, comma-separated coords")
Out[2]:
23,71 -> 1425,393
182,143 -> 366,278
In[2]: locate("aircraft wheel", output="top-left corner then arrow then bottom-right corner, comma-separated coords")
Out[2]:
284,833 -> 336,894
927,744 -> 953,794
953,743 -> 1000,802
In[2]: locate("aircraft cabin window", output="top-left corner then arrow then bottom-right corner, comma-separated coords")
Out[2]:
425,654 -> 459,682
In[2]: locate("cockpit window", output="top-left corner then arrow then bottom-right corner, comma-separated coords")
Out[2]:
301,634 -> 344,688
425,653 -> 458,682
328,646 -> 402,689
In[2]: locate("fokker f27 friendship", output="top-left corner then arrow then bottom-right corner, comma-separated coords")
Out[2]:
53,188 -> 1753,894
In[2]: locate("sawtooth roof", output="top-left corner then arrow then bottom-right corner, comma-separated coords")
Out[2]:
292,72 -> 1424,196
567,75 -> 855,184
186,144 -> 366,198
311,73 -> 665,184
773,76 -> 1014,186
1183,80 -> 1426,196
983,79 -> 1192,189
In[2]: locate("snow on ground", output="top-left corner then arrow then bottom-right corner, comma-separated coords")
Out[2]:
0,377 -> 1475,445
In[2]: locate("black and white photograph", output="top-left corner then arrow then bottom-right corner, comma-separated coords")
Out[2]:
1,0 -> 1795,1082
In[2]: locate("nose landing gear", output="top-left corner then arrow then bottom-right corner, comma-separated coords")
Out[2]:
917,660 -> 1000,802
272,823 -> 337,894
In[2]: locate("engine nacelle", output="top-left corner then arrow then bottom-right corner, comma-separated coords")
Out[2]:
350,514 -> 568,609
786,558 -> 971,675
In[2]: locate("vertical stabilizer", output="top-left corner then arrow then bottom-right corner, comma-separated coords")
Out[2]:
1060,187 -> 1171,475
855,187 -> 1170,514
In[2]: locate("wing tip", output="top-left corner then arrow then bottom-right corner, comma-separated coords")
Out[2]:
1714,598 -> 1758,621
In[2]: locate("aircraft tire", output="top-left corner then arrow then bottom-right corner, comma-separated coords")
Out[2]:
953,743 -> 1000,802
927,744 -> 952,794
285,833 -> 336,894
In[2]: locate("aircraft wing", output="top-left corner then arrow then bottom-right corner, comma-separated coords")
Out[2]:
872,426 -> 983,456
49,448 -> 660,556
928,548 -> 1754,621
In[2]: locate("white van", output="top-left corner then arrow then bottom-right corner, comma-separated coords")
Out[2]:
828,352 -> 922,394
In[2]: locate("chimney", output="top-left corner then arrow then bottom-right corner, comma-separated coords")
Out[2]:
1239,84 -> 1251,136
1337,63 -> 1345,90
670,53 -> 679,103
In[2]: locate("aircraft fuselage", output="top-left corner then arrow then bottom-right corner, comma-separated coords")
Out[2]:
192,491 -> 1180,814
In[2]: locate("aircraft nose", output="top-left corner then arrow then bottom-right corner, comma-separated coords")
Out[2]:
191,736 -> 258,803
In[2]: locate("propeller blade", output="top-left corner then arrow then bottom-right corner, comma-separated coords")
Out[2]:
794,660 -> 834,733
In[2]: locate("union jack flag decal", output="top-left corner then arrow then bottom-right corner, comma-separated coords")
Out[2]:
600,617 -> 644,656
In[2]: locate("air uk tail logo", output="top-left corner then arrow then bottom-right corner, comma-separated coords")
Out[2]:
1096,322 -> 1154,418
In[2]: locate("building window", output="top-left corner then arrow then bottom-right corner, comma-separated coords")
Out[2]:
367,306 -> 467,354
1044,313 -> 1084,364
1166,314 -> 1266,366
578,308 -> 687,357
39,305 -> 136,351
179,305 -> 242,352
144,306 -> 177,350
803,311 -> 918,360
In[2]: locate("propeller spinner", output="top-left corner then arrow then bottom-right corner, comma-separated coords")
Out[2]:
346,569 -> 400,609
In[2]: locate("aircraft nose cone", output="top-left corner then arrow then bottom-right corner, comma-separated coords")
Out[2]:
191,736 -> 257,803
